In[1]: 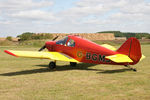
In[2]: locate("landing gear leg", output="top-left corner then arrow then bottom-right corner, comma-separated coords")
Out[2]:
124,65 -> 137,72
49,61 -> 56,69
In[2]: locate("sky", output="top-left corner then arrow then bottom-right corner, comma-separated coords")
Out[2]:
0,0 -> 150,37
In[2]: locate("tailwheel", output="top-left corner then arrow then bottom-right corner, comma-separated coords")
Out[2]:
70,62 -> 77,67
131,68 -> 137,72
124,65 -> 137,72
49,61 -> 56,69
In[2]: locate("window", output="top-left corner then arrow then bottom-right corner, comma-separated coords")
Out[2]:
67,39 -> 75,47
56,36 -> 68,45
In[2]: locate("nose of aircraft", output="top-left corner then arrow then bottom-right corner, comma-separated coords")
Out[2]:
45,41 -> 56,51
38,36 -> 58,51
46,41 -> 55,45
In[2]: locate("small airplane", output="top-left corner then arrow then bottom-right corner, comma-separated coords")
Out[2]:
4,35 -> 145,71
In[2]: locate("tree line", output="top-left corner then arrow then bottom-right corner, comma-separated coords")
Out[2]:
97,31 -> 150,39
6,31 -> 150,41
17,32 -> 53,41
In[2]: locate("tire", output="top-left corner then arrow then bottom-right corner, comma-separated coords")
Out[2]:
70,62 -> 77,67
49,61 -> 56,69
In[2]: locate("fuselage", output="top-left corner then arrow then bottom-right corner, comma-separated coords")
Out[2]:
46,35 -> 124,65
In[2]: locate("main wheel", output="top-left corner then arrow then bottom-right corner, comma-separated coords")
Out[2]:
70,62 -> 77,67
49,61 -> 56,69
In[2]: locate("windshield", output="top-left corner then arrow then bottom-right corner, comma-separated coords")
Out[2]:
56,36 -> 68,45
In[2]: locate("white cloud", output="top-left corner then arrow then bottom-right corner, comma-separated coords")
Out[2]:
0,1 -> 56,23
0,0 -> 53,10
60,0 -> 150,32
0,0 -> 150,37
11,10 -> 57,21
0,0 -> 54,21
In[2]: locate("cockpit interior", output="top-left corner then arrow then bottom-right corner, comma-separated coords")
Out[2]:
56,36 -> 75,47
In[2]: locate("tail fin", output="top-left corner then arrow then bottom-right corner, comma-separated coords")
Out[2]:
117,37 -> 142,65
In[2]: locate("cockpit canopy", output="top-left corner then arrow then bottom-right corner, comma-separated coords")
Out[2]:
56,36 -> 75,47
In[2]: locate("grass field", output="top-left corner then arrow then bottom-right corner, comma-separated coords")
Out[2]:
0,45 -> 150,100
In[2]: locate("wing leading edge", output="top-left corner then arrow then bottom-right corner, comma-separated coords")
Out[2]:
4,50 -> 79,62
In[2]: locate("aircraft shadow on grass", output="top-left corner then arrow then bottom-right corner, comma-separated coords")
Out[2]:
0,63 -> 132,76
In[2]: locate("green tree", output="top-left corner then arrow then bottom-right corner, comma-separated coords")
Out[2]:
6,36 -> 12,41
147,35 -> 150,39
97,31 -> 150,39
18,32 -> 34,41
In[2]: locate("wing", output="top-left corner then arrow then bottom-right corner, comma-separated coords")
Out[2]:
100,44 -> 116,51
106,54 -> 133,63
4,50 -> 78,62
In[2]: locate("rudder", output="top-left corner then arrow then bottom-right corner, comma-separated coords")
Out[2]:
117,37 -> 142,65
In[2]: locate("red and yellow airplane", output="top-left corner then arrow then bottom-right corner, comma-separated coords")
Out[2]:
4,35 -> 145,71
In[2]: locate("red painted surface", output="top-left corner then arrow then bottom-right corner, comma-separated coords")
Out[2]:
117,37 -> 141,65
4,50 -> 18,57
46,35 -> 142,65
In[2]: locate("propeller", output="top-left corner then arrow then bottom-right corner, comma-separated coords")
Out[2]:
52,36 -> 59,41
38,36 -> 59,51
38,45 -> 46,51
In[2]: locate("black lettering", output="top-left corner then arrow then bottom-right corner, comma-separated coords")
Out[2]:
99,55 -> 105,62
86,52 -> 91,60
92,54 -> 97,61
105,59 -> 111,63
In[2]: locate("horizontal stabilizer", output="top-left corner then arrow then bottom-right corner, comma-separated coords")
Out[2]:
4,50 -> 79,62
106,54 -> 133,63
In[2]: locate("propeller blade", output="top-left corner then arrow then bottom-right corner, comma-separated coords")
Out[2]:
38,45 -> 46,51
52,36 -> 59,41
